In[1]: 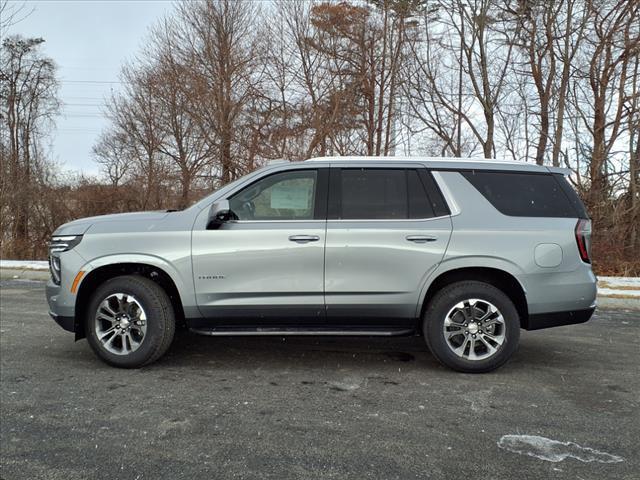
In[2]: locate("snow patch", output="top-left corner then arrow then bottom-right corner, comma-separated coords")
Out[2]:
599,276 -> 640,288
497,435 -> 624,463
0,260 -> 49,271
597,276 -> 640,299
597,288 -> 640,298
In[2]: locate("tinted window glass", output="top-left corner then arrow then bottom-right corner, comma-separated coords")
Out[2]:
419,170 -> 451,217
340,169 -> 407,219
230,170 -> 317,220
462,171 -> 580,218
553,174 -> 589,219
408,170 -> 435,218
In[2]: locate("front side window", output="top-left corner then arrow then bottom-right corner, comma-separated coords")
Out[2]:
229,170 -> 317,220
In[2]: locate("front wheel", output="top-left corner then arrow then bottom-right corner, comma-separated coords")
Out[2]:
85,275 -> 175,368
423,281 -> 520,373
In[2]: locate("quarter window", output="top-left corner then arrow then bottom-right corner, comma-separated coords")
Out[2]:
461,171 -> 585,218
408,170 -> 435,219
229,170 -> 317,220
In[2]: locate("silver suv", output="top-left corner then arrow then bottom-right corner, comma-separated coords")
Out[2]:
46,157 -> 597,372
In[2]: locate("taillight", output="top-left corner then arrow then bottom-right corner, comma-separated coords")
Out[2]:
575,219 -> 592,264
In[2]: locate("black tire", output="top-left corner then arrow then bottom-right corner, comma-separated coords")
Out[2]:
423,281 -> 520,373
85,275 -> 175,368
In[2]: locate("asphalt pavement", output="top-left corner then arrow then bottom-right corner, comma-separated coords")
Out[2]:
1,280 -> 638,480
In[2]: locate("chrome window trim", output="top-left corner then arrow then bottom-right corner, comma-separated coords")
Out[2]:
224,216 -> 450,224
326,215 -> 451,223
224,219 -> 327,225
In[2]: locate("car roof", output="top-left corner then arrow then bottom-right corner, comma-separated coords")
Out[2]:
304,156 -> 569,174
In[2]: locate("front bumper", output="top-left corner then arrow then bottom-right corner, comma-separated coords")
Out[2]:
49,311 -> 75,332
45,249 -> 86,333
46,279 -> 75,316
522,306 -> 596,330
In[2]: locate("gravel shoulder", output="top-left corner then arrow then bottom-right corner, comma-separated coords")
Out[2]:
1,280 -> 639,480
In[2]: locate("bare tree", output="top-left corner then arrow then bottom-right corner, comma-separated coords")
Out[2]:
104,64 -> 168,210
626,52 -> 639,251
405,3 -> 479,157
0,35 -> 59,257
175,0 -> 261,184
0,0 -> 34,31
406,0 -> 518,159
551,0 -> 589,167
147,18 -> 214,208
92,130 -> 131,188
510,0 -> 560,165
571,0 -> 640,211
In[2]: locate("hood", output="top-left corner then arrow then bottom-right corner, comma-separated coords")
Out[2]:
53,211 -> 171,236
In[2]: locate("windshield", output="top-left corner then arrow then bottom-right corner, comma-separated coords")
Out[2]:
188,170 -> 262,211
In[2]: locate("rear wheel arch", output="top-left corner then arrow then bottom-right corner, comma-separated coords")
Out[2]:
74,263 -> 184,340
421,267 -> 528,329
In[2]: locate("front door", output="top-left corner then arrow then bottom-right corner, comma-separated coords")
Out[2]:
192,167 -> 328,326
324,166 -> 452,326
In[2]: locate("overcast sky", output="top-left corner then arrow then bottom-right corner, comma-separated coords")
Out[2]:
6,0 -> 174,175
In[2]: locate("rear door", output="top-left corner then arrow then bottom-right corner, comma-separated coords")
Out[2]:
324,165 -> 453,326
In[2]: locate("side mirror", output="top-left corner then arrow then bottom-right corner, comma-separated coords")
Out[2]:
206,200 -> 237,230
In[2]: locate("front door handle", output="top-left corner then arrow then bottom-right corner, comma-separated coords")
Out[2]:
406,235 -> 437,243
289,235 -> 320,243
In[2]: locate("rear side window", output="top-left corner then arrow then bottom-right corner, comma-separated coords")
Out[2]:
335,168 -> 443,220
341,169 -> 406,219
462,171 -> 586,218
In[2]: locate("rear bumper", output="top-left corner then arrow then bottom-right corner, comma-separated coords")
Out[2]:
520,268 -> 597,315
49,311 -> 75,332
522,306 -> 595,331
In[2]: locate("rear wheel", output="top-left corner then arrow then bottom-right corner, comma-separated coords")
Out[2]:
85,275 -> 175,368
423,281 -> 520,373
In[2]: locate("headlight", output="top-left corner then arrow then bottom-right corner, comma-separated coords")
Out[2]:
48,235 -> 82,285
49,255 -> 61,284
49,235 -> 83,253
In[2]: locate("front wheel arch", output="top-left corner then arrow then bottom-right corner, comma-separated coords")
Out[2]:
75,263 -> 184,340
85,274 -> 176,367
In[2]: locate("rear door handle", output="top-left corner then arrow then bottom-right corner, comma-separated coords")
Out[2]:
289,235 -> 320,243
406,235 -> 437,243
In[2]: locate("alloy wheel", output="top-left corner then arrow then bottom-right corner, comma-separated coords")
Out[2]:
442,298 -> 506,361
94,293 -> 147,355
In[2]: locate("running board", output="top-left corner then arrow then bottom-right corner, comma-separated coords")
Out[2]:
190,327 -> 415,337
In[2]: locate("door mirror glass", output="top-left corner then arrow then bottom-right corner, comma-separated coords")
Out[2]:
207,200 -> 237,229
